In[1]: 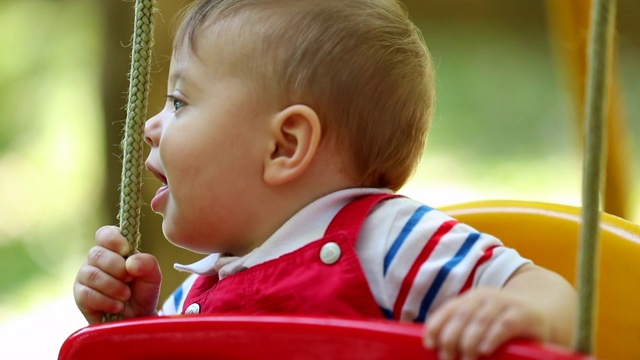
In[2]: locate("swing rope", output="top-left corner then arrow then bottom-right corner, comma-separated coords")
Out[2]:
574,0 -> 616,354
103,0 -> 156,323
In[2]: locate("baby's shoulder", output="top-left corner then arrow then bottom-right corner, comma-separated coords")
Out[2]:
371,195 -> 457,227
362,194 -> 492,249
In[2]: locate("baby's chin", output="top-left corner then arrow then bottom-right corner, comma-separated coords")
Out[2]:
160,222 -> 193,251
161,224 -> 227,255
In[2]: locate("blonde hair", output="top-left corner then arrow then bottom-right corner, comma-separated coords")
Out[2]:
175,0 -> 435,191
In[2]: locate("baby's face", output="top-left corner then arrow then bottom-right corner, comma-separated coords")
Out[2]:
144,37 -> 275,255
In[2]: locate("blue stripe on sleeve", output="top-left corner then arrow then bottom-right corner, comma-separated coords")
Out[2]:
384,205 -> 432,276
173,285 -> 183,311
415,232 -> 481,322
380,307 -> 395,320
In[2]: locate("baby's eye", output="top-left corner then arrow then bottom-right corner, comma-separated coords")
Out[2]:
173,98 -> 186,111
166,95 -> 186,111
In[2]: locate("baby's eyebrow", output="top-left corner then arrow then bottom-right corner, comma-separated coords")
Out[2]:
168,57 -> 193,86
168,69 -> 184,87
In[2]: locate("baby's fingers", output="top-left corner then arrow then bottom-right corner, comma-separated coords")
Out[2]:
86,244 -> 133,282
73,275 -> 127,324
424,298 -> 456,348
478,306 -> 547,355
458,302 -> 502,359
75,264 -> 132,302
121,254 -> 162,318
95,226 -> 131,257
425,299 -> 474,360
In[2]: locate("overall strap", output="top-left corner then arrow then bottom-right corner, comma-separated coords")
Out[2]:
324,193 -> 400,238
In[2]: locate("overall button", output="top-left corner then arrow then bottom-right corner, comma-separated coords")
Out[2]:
185,303 -> 200,314
320,242 -> 341,265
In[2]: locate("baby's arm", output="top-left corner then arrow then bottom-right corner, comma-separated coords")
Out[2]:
424,263 -> 576,360
73,226 -> 162,324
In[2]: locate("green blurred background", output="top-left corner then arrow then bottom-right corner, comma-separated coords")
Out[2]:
0,0 -> 638,358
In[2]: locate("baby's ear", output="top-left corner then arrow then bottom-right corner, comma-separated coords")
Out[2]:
263,104 -> 321,186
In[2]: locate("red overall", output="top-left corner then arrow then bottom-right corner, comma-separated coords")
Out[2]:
182,194 -> 398,319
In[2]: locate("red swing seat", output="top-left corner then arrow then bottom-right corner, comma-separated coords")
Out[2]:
60,199 -> 640,359
58,314 -> 589,360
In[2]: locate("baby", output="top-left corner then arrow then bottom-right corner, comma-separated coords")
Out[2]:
74,1 -> 576,359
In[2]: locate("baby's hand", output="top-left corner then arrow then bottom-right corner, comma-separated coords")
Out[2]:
73,226 -> 162,324
423,288 -> 549,360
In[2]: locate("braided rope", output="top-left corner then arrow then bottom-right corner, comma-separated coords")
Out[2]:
103,0 -> 156,323
574,0 -> 616,353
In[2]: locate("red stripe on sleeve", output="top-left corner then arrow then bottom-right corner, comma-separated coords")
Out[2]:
392,219 -> 458,319
458,245 -> 499,294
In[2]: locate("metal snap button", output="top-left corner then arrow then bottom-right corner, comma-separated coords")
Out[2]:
185,303 -> 200,314
320,242 -> 341,265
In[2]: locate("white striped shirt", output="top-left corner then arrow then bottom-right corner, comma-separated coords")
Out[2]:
160,188 -> 530,321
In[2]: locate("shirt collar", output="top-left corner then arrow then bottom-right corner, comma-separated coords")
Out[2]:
174,188 -> 392,278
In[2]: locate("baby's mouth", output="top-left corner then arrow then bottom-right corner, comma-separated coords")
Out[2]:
146,162 -> 169,212
146,163 -> 168,185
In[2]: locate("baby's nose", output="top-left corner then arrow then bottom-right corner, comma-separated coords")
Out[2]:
144,113 -> 162,147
